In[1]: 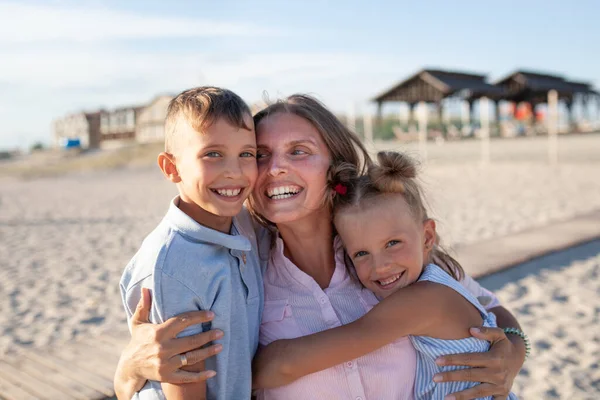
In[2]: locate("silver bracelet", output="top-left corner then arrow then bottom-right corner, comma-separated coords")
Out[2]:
503,327 -> 531,359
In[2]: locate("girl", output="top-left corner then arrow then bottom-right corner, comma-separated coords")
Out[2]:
255,150 -> 522,399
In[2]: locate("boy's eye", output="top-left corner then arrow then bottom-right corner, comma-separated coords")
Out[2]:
205,151 -> 221,158
354,250 -> 369,258
240,151 -> 256,158
256,152 -> 268,159
386,240 -> 400,248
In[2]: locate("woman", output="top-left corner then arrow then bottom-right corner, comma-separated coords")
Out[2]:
115,95 -> 526,399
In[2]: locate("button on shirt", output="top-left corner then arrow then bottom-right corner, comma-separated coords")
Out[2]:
120,197 -> 264,400
256,235 -> 502,400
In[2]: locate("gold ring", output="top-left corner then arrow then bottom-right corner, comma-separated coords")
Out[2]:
180,353 -> 188,367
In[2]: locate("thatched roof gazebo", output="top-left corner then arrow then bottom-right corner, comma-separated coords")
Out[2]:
494,70 -> 599,124
372,69 -> 504,138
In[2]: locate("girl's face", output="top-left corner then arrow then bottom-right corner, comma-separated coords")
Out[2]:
334,194 -> 436,299
252,112 -> 331,224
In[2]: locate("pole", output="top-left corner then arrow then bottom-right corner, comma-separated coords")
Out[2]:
480,97 -> 490,165
547,90 -> 559,165
417,101 -> 428,161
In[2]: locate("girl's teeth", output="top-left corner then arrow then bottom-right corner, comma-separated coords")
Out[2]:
379,274 -> 401,286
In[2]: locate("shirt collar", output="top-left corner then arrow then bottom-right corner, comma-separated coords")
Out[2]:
165,196 -> 251,252
270,234 -> 350,290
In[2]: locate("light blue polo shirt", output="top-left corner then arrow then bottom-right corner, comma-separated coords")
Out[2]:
120,197 -> 264,400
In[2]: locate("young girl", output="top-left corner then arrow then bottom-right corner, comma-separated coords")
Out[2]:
259,151 -> 521,399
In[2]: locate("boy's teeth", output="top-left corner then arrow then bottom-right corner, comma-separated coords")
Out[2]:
216,188 -> 241,197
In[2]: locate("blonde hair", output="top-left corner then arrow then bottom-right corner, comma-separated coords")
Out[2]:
249,94 -> 372,226
333,151 -> 465,281
164,86 -> 252,155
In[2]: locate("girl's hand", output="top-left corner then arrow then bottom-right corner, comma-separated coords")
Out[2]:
433,326 -> 525,400
114,288 -> 223,399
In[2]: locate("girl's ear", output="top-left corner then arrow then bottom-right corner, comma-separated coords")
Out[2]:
157,152 -> 181,183
422,218 -> 436,259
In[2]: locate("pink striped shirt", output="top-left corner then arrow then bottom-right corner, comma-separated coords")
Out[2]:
256,236 -> 500,400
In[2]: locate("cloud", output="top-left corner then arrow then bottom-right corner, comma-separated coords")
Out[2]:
0,2 -> 278,44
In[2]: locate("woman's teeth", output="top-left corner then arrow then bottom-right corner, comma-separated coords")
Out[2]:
215,188 -> 242,197
267,186 -> 301,199
378,273 -> 402,286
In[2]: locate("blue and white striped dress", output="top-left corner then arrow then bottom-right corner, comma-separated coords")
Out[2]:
410,264 -> 518,400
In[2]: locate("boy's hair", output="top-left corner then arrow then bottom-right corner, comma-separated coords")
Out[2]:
164,86 -> 252,155
249,94 -> 372,227
332,151 -> 465,281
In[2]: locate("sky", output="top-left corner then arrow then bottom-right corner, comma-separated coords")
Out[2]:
1,0 -> 599,150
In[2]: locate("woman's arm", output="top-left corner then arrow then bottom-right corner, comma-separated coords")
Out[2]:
253,282 -> 473,389
432,306 -> 526,400
114,289 -> 222,399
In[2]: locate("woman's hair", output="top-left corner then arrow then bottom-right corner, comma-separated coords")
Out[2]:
249,94 -> 372,226
332,151 -> 465,281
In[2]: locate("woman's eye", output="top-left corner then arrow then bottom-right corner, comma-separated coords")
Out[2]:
256,152 -> 268,160
291,149 -> 307,156
205,152 -> 221,158
386,240 -> 400,248
354,250 -> 368,258
240,152 -> 256,158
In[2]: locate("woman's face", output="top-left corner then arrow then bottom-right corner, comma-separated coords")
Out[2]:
252,112 -> 331,224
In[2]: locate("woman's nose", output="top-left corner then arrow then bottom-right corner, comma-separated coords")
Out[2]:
267,154 -> 287,176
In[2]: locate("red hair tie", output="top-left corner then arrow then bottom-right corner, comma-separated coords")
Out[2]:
334,183 -> 347,195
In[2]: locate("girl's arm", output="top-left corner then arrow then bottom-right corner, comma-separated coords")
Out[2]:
253,281 -> 476,389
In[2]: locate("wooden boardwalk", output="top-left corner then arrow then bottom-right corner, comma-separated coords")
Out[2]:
0,332 -> 128,400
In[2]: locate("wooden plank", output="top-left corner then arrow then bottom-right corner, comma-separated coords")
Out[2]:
3,354 -> 102,400
0,372 -> 38,400
21,350 -> 114,397
0,360 -> 74,400
50,342 -> 117,382
79,335 -> 126,359
95,332 -> 129,348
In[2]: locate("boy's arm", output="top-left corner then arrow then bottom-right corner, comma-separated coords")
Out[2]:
149,274 -> 215,399
161,362 -> 206,400
253,282 -> 469,389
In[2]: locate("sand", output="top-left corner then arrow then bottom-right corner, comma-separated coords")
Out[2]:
1,133 -> 599,398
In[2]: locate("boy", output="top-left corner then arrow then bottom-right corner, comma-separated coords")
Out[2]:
120,87 -> 263,400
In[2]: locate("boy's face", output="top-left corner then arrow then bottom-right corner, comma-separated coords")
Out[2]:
173,115 -> 257,219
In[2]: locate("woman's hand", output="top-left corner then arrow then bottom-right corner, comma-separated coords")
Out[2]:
114,288 -> 223,399
433,326 -> 525,400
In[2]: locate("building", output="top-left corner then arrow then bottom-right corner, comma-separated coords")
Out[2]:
100,105 -> 143,147
53,111 -> 102,149
135,95 -> 173,143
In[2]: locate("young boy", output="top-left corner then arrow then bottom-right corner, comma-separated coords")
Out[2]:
120,87 -> 263,400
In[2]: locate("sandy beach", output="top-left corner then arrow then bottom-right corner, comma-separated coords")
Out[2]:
1,133 -> 599,398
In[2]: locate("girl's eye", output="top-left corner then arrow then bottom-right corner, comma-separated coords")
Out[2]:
354,250 -> 369,258
240,152 -> 256,158
205,152 -> 221,158
386,240 -> 400,248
